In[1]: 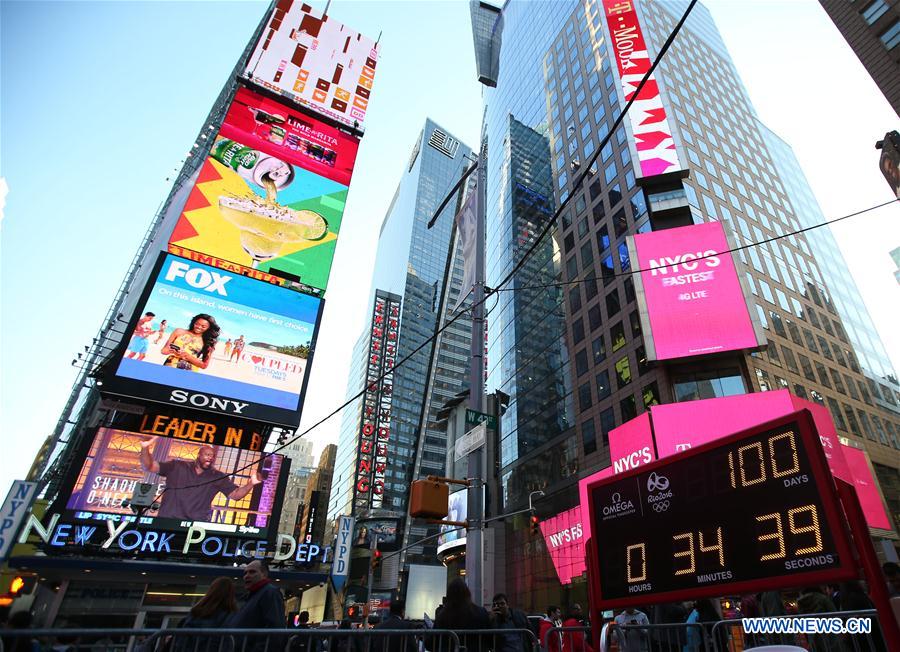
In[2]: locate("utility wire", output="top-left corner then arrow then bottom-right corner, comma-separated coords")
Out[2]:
145,0 -> 699,496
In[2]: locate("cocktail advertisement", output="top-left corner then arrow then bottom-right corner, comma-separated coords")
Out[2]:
168,131 -> 349,295
63,427 -> 288,538
105,253 -> 323,426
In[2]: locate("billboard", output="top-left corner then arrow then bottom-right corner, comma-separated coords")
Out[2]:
600,0 -> 682,177
353,292 -> 400,511
630,221 -> 763,360
840,444 -> 893,531
437,488 -> 467,554
105,253 -> 323,426
63,427 -> 288,538
169,128 -> 351,295
244,3 -> 379,130
539,506 -> 585,585
354,518 -> 400,551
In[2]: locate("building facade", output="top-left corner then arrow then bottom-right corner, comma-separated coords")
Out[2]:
479,0 -> 900,612
819,0 -> 900,115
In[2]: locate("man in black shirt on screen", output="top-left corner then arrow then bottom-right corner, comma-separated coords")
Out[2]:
139,439 -> 261,521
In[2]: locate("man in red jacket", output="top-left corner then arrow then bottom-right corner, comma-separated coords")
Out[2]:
561,604 -> 593,652
537,606 -> 562,652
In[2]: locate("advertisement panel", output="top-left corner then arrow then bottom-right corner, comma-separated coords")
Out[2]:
169,122 -> 351,295
63,427 -> 287,537
245,3 -> 379,130
105,253 -> 323,426
354,518 -> 400,551
539,506 -> 585,585
353,292 -> 400,511
437,488 -> 467,554
840,445 -> 893,531
631,221 -> 762,360
600,0 -> 682,177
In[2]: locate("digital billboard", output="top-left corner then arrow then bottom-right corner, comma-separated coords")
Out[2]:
630,221 -> 763,361
169,125 -> 350,295
840,444 -> 893,531
244,3 -> 379,130
539,506 -> 585,585
353,292 -> 400,511
599,0 -> 683,178
354,518 -> 400,551
105,253 -> 323,426
437,488 -> 467,554
63,427 -> 288,538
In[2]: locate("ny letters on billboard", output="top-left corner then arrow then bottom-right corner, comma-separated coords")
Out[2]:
354,293 -> 400,511
585,410 -> 856,610
101,252 -> 324,427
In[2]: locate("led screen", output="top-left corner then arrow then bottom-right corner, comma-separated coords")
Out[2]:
841,445 -> 893,531
107,253 -> 322,426
437,488 -> 467,554
64,427 -> 286,537
631,221 -> 762,360
539,506 -> 585,585
244,3 -> 378,130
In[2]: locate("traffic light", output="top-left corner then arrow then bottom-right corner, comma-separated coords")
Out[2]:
530,514 -> 540,536
371,549 -> 383,570
8,575 -> 35,597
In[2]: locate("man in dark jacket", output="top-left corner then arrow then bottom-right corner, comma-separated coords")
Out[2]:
230,559 -> 286,650
373,600 -> 415,652
491,593 -> 531,652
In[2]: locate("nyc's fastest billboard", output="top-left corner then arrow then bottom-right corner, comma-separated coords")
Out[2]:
104,253 -> 323,426
630,221 -> 762,360
245,3 -> 379,130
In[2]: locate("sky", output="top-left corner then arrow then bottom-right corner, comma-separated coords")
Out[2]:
1,0 -> 898,498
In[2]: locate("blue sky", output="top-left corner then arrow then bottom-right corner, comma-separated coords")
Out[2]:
2,1 -> 898,496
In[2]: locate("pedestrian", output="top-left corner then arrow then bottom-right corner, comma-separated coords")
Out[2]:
612,607 -> 648,652
333,619 -> 361,652
561,605 -> 593,652
229,560 -> 286,651
650,602 -> 687,652
373,600 -> 415,652
174,577 -> 237,652
2,611 -> 40,652
290,611 -> 311,652
490,593 -> 530,652
434,578 -> 491,652
536,606 -> 562,652
883,561 -> 900,597
798,586 -> 840,650
838,581 -> 885,652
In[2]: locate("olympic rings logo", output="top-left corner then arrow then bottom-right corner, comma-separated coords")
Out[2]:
652,500 -> 670,512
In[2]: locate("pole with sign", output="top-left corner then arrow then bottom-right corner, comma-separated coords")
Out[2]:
331,515 -> 355,593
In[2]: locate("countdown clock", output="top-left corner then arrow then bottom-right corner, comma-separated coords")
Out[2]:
586,410 -> 857,608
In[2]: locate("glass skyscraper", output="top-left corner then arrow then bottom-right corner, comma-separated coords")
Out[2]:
479,0 -> 900,610
328,119 -> 473,569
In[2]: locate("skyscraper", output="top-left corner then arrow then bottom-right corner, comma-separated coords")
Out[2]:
328,120 -> 473,580
477,0 -> 900,610
819,0 -> 900,115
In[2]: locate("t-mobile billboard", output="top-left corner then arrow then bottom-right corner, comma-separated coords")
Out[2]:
840,444 -> 893,531
630,221 -> 763,361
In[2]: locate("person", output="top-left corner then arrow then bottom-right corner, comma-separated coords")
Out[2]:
161,314 -> 220,371
612,607 -> 648,652
290,610 -> 311,652
224,339 -> 233,357
230,335 -> 246,363
125,312 -> 157,361
154,319 -> 168,344
883,561 -> 900,597
491,593 -> 530,652
373,600 -> 415,652
174,577 -> 237,652
650,602 -> 687,652
561,605 -> 593,652
798,586 -> 840,650
139,440 -> 262,521
229,559 -> 286,652
434,578 -> 491,652
536,606 -> 562,652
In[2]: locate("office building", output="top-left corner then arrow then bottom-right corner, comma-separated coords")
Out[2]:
477,0 -> 900,610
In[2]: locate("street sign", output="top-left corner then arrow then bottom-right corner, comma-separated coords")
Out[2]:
0,481 -> 38,564
331,515 -> 355,592
455,422 -> 487,461
465,408 -> 497,431
585,410 -> 856,609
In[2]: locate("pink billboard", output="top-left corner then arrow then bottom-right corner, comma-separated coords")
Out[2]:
608,412 -> 655,474
539,506 -> 586,585
632,221 -> 762,361
841,444 -> 893,531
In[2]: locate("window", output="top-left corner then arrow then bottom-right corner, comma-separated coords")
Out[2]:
798,354 -> 816,382
862,0 -> 889,25
615,355 -> 632,388
597,225 -> 610,251
579,383 -> 593,410
815,362 -> 831,388
588,303 -> 602,330
582,418 -> 597,455
606,289 -> 621,318
674,369 -> 745,402
879,19 -> 900,49
755,368 -> 771,392
592,335 -> 607,364
858,411 -> 875,441
575,348 -> 588,377
843,404 -> 860,435
782,347 -> 799,373
596,370 -> 611,401
620,395 -> 637,421
629,310 -> 641,337
618,242 -> 631,271
827,397 -> 847,431
569,286 -> 582,314
573,317 -> 585,344
601,255 -> 616,286
612,207 -> 628,237
599,407 -> 615,443
611,321 -> 626,351
642,381 -> 660,408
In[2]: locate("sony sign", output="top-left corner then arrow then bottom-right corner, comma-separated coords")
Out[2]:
169,389 -> 249,415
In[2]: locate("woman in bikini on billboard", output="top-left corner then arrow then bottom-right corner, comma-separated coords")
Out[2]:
160,313 -> 221,371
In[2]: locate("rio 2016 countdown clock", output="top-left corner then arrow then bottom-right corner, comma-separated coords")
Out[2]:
586,410 -> 857,608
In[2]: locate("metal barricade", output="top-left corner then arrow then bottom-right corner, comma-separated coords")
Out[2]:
451,628 -> 539,652
711,609 -> 886,652
555,622 -> 711,652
